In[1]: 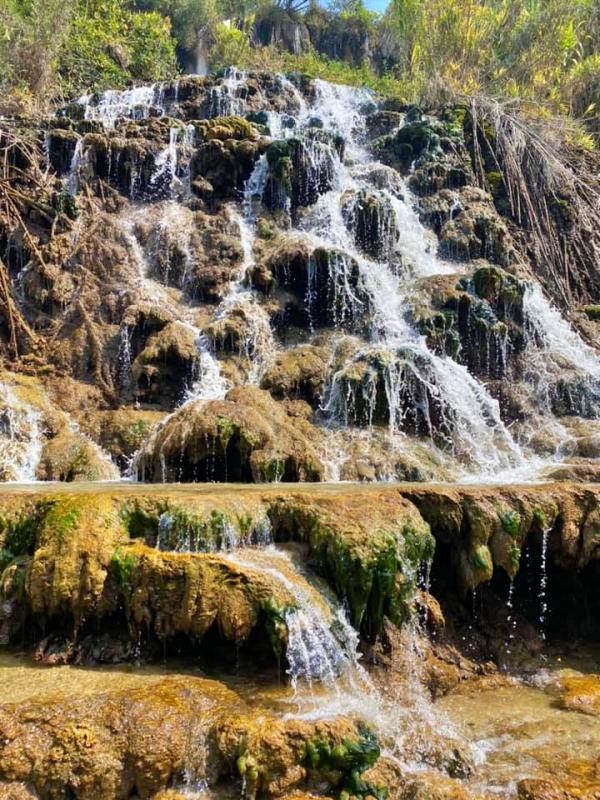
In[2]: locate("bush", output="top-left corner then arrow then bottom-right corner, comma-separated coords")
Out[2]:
0,0 -> 178,112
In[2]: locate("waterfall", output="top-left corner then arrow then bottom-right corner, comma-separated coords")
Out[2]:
209,67 -> 248,117
271,81 -> 524,475
66,138 -> 83,194
78,84 -> 163,128
0,383 -> 43,482
523,284 -> 600,415
223,547 -> 356,690
55,69 -> 600,483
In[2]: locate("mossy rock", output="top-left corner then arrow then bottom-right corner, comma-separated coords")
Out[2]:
263,131 -> 341,211
133,386 -> 325,483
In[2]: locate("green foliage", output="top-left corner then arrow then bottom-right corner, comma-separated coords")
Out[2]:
110,547 -> 136,593
1,0 -> 177,111
59,0 -> 177,97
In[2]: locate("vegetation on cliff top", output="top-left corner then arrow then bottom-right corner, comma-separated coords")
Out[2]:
3,0 -> 600,145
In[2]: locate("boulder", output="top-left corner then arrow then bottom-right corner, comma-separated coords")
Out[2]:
261,345 -> 329,405
131,321 -> 199,406
133,386 -> 325,483
341,189 -> 399,261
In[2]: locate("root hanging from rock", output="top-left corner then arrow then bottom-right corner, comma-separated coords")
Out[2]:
468,96 -> 600,308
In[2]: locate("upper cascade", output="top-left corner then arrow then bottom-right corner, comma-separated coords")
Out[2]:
3,67 -> 600,485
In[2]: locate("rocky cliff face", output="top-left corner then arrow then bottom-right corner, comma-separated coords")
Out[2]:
2,70 -> 600,486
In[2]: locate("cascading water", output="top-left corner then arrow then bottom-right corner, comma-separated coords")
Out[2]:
56,69 -> 600,483
0,382 -> 43,482
209,67 -> 248,117
539,527 -> 550,639
78,84 -> 162,128
523,283 -> 600,415
272,80 -> 525,475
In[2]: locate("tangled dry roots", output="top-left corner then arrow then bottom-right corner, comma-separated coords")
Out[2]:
468,96 -> 600,307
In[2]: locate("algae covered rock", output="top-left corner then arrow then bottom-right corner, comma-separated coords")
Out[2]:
260,237 -> 367,330
341,189 -> 398,261
37,430 -> 117,482
0,373 -> 119,483
414,266 -> 525,379
189,116 -> 265,201
217,716 -> 382,800
77,408 -> 165,470
268,489 -> 434,637
131,321 -> 199,406
438,189 -> 514,266
134,386 -> 325,483
374,114 -> 444,171
0,673 -> 386,799
263,130 -> 343,211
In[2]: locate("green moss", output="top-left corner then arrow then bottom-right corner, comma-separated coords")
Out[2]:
470,543 -> 492,572
196,115 -> 257,142
110,547 -> 136,594
260,458 -> 285,482
532,506 -> 548,530
120,505 -> 160,541
45,502 -> 81,545
53,191 -> 79,220
509,540 -> 521,572
0,506 -> 45,573
305,727 -> 385,800
260,596 -> 293,661
216,416 -> 237,447
257,218 -> 275,240
583,304 -> 600,321
499,509 -> 522,538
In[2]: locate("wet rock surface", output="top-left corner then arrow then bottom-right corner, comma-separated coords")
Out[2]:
0,482 -> 598,797
3,72 -> 600,486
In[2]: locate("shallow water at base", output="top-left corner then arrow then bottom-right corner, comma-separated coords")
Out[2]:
440,669 -> 600,794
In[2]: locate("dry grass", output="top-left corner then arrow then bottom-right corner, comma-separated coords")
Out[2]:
468,96 -> 600,307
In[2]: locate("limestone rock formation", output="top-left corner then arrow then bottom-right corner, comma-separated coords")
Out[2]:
134,387 -> 325,483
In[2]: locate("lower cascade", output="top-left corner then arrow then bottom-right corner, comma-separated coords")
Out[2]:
2,57 -> 600,800
0,483 -> 600,799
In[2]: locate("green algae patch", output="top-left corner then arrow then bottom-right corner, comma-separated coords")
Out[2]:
305,726 -> 385,800
222,713 -> 385,800
261,596 -> 293,662
406,483 -> 600,593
